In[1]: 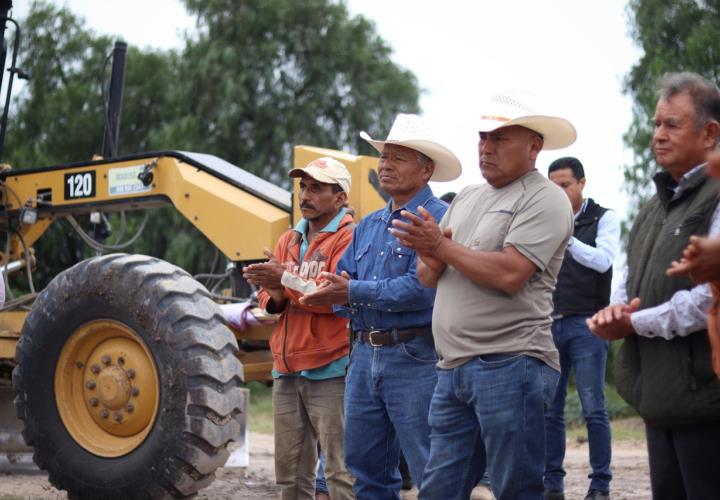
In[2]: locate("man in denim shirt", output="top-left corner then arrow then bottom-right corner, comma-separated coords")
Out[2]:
301,114 -> 461,498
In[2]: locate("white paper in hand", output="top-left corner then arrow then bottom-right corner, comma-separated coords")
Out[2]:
281,271 -> 317,295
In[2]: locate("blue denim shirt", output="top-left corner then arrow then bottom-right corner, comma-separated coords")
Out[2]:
334,185 -> 448,331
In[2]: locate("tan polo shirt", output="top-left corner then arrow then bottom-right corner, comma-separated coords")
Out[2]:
433,170 -> 573,371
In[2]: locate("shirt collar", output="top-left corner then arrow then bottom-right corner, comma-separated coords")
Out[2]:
293,208 -> 346,238
675,163 -> 707,196
653,162 -> 709,207
379,185 -> 435,222
574,198 -> 589,220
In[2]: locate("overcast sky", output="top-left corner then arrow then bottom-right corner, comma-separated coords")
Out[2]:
12,0 -> 643,221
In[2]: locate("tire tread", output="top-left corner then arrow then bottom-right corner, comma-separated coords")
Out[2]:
12,254 -> 245,499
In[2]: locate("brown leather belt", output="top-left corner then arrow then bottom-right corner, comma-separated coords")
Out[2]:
352,327 -> 431,347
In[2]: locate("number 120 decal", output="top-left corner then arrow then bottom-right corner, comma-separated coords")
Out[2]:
64,171 -> 96,199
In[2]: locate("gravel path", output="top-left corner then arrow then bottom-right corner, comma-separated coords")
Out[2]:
0,433 -> 650,499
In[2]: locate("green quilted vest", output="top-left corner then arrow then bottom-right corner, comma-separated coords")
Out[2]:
616,167 -> 720,428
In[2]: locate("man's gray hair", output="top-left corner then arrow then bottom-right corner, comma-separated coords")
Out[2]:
658,72 -> 720,131
415,151 -> 432,166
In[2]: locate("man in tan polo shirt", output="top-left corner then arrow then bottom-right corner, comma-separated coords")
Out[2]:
392,91 -> 576,499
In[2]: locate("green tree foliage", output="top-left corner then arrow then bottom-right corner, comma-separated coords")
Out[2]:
4,2 -> 182,288
7,2 -> 107,167
167,0 -> 419,183
623,0 -> 720,224
4,0 -> 419,289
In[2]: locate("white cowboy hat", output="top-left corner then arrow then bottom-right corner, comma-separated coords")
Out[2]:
477,91 -> 577,150
359,113 -> 462,182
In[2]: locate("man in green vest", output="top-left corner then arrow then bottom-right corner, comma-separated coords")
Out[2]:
588,72 -> 720,500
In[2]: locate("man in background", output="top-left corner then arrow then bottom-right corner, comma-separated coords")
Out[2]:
544,157 -> 620,500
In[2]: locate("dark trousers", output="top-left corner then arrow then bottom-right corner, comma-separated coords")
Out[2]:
646,420 -> 720,500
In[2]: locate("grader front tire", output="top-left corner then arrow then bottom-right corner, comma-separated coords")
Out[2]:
12,254 -> 245,499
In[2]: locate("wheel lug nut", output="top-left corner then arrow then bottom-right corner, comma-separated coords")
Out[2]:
101,409 -> 109,419
126,368 -> 136,379
75,361 -> 84,369
86,380 -> 96,390
126,403 -> 135,413
102,355 -> 111,365
89,397 -> 99,407
114,412 -> 123,422
131,387 -> 140,396
91,364 -> 101,374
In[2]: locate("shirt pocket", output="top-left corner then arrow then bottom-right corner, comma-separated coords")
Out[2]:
385,242 -> 414,276
351,241 -> 372,277
354,242 -> 371,261
469,211 -> 514,252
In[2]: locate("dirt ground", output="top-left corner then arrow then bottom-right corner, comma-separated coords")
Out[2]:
0,433 -> 650,499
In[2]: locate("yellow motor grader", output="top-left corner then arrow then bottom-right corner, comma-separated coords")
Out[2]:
0,2 -> 386,498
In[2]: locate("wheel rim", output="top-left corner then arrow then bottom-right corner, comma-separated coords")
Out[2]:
55,319 -> 160,457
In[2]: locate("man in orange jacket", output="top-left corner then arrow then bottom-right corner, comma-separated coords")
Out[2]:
243,157 -> 355,499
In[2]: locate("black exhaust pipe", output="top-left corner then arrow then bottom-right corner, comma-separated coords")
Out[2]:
0,1 -> 11,106
101,41 -> 127,159
0,0 -> 29,162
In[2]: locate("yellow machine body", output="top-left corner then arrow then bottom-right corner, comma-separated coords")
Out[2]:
0,146 -> 385,380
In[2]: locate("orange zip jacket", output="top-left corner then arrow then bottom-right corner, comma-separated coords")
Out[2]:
258,212 -> 354,373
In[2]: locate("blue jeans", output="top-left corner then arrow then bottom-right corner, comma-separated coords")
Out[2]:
344,337 -> 438,499
316,451 -> 328,494
544,315 -> 612,493
420,354 -> 559,500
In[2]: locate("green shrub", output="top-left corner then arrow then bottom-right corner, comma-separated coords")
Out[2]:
564,383 -> 636,427
246,381 -> 274,434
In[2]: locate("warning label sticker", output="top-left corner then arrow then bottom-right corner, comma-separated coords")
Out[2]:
108,165 -> 152,196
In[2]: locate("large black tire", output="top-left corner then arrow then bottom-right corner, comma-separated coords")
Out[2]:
12,254 -> 245,499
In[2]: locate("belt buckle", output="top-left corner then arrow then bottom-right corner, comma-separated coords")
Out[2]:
368,330 -> 383,347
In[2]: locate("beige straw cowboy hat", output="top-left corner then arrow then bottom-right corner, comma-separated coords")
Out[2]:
360,113 -> 462,182
477,91 -> 577,150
